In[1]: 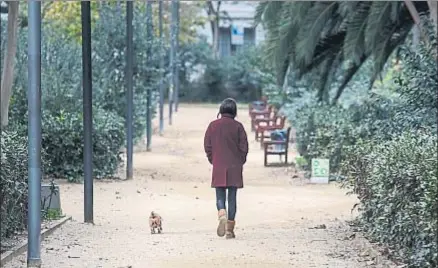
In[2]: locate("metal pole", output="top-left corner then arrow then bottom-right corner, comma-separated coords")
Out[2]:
81,1 -> 93,223
27,1 -> 42,267
174,0 -> 180,112
158,0 -> 164,135
146,0 -> 153,151
169,0 -> 177,125
126,1 -> 134,179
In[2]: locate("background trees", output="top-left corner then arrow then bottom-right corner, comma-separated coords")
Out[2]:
255,1 -> 434,103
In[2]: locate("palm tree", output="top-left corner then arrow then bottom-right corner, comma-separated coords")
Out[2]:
255,1 -> 431,103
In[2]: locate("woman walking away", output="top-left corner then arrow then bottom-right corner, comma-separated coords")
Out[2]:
204,98 -> 249,239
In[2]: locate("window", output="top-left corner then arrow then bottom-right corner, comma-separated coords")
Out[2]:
244,27 -> 255,46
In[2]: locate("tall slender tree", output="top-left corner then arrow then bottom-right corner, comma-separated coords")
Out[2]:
158,0 -> 165,135
174,0 -> 180,112
145,0 -> 153,151
169,0 -> 177,125
1,1 -> 20,127
205,1 -> 222,59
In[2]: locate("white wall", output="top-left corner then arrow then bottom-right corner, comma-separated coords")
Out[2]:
195,1 -> 265,46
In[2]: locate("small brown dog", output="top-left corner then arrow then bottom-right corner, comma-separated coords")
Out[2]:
149,211 -> 163,234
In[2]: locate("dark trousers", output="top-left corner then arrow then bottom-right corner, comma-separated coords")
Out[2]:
215,187 -> 237,221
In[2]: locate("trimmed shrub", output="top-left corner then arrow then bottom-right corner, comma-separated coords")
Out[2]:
341,131 -> 437,267
0,131 -> 28,240
42,108 -> 124,182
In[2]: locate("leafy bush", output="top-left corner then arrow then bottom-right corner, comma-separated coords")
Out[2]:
341,131 -> 437,267
42,109 -> 124,182
288,104 -> 357,172
0,130 -> 29,240
92,4 -> 160,143
185,46 -> 271,102
277,28 -> 437,267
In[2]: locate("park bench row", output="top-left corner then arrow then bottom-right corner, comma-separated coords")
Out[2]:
248,98 -> 292,167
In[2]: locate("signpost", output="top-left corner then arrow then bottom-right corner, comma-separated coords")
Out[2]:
231,24 -> 244,45
310,158 -> 330,184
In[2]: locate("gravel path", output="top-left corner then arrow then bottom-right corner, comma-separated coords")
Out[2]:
4,104 -> 395,268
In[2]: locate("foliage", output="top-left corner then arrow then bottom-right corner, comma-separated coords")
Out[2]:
340,132 -> 437,267
0,130 -> 29,240
0,129 -> 52,241
184,45 -> 276,102
92,4 -> 161,143
276,30 -> 437,266
256,1 -> 433,102
43,1 -> 100,42
42,1 -> 205,44
285,103 -> 356,172
3,6 -> 163,182
42,109 -> 124,182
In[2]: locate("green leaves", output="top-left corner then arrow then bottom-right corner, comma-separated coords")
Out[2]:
281,37 -> 437,267
0,130 -> 29,240
343,2 -> 372,65
256,1 -> 432,100
295,2 -> 339,66
341,131 -> 437,268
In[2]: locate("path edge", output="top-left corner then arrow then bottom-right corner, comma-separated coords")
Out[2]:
0,215 -> 72,267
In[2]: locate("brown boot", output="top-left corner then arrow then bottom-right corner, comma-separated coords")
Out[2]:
225,220 -> 236,239
217,209 -> 227,237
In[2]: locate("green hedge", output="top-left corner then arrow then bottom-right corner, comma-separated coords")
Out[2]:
341,131 -> 437,267
276,33 -> 437,266
0,130 -> 29,240
42,109 -> 125,182
0,130 -> 51,240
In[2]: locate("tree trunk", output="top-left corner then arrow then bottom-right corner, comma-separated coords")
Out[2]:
0,1 -> 20,128
404,0 -> 429,45
212,19 -> 219,58
206,1 -> 221,59
427,0 -> 437,32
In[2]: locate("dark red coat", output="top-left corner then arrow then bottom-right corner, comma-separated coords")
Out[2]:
204,114 -> 249,188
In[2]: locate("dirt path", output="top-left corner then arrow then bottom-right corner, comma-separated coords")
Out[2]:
4,104 -> 393,268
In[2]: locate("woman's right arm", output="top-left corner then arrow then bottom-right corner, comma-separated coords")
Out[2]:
238,124 -> 249,164
204,124 -> 213,164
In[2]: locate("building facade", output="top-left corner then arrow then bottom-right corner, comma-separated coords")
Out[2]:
196,1 -> 266,58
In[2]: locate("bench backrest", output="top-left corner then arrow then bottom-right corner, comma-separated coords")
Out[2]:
275,116 -> 286,128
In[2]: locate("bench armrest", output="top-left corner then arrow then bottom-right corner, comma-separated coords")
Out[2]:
263,140 -> 288,145
258,125 -> 284,131
250,110 -> 270,115
255,118 -> 275,124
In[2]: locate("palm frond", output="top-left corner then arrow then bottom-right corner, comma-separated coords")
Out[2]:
276,2 -> 312,79
365,2 -> 396,53
294,2 -> 339,66
343,2 -> 372,65
316,53 -> 338,103
337,1 -> 361,18
332,55 -> 369,104
370,8 -> 416,87
254,1 -> 269,26
298,31 -> 346,76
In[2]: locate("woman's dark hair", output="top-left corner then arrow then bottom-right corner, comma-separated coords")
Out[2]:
217,98 -> 237,118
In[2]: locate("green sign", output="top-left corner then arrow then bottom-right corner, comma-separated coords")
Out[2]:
311,159 -> 330,177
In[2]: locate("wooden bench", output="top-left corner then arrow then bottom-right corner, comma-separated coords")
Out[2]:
263,127 -> 291,167
250,105 -> 274,132
255,115 -> 286,144
248,100 -> 267,116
